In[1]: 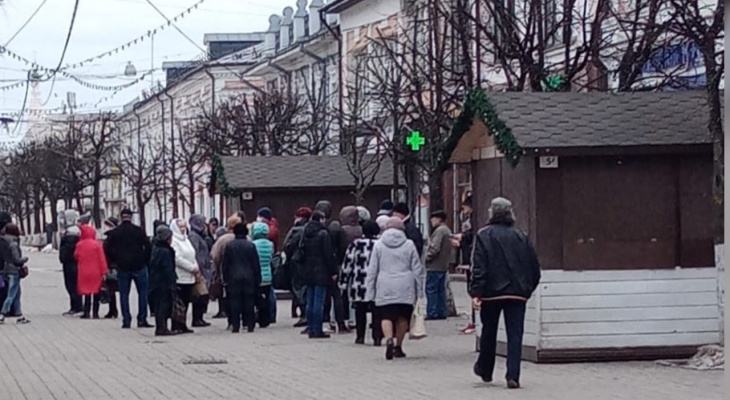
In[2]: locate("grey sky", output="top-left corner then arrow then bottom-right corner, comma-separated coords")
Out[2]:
0,0 -> 294,118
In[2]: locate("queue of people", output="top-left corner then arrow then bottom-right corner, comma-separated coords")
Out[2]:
0,194 -> 541,389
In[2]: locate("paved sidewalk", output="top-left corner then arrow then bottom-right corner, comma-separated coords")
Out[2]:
0,252 -> 723,400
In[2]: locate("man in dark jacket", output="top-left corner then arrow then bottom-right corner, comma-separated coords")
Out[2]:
104,208 -> 153,329
470,197 -> 540,389
283,207 -> 312,328
59,226 -> 83,315
392,202 -> 424,256
314,200 -> 349,333
302,211 -> 337,339
148,226 -> 177,336
222,223 -> 261,333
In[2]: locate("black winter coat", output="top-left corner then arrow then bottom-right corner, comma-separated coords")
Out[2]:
301,220 -> 337,286
149,241 -> 177,293
222,235 -> 261,295
469,220 -> 541,300
104,221 -> 152,271
59,235 -> 80,266
404,220 -> 424,257
284,221 -> 306,281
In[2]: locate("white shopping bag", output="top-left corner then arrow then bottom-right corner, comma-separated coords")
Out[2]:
409,298 -> 428,340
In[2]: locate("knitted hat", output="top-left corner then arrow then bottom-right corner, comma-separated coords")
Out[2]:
295,207 -> 313,219
356,206 -> 371,223
257,207 -> 273,220
362,220 -> 380,238
155,225 -> 172,242
384,217 -> 405,232
376,215 -> 390,231
392,202 -> 410,216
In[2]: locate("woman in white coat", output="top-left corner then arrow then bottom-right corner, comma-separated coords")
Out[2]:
170,218 -> 199,334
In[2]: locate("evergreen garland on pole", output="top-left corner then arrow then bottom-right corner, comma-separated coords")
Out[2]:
447,87 -> 522,167
211,154 -> 242,198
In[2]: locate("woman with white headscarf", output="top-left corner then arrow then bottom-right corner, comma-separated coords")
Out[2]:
169,218 -> 199,334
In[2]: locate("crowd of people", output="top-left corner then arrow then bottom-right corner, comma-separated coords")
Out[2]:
0,195 -> 541,389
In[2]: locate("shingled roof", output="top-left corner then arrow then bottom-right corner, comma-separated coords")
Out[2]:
218,155 -> 394,190
487,91 -> 712,148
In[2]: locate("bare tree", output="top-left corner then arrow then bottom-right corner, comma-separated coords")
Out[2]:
341,55 -> 388,204
196,89 -> 308,158
295,59 -> 338,155
668,0 -> 724,243
460,0 -> 610,92
176,123 -> 208,215
356,0 -> 471,209
73,113 -> 119,227
118,133 -> 162,230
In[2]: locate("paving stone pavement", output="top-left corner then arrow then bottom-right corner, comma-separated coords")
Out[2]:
0,252 -> 723,400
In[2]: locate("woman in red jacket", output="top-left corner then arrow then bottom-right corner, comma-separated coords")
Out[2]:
75,225 -> 108,319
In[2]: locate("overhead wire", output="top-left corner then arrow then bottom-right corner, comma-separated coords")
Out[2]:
4,0 -> 49,47
41,0 -> 81,106
144,0 -> 207,54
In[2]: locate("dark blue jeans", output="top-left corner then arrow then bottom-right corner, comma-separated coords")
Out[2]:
118,267 -> 149,326
426,271 -> 447,319
477,300 -> 526,383
306,285 -> 327,335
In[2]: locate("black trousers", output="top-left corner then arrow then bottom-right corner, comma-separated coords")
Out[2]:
172,283 -> 193,331
323,285 -> 345,325
63,263 -> 83,312
192,296 -> 208,322
477,300 -> 526,383
154,288 -> 173,332
83,294 -> 100,317
354,302 -> 382,341
229,290 -> 256,332
256,285 -> 271,328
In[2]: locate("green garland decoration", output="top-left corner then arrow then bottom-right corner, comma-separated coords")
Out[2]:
444,87 -> 522,167
211,154 -> 242,198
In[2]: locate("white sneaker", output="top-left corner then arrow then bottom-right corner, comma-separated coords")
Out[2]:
16,316 -> 29,324
0,315 -> 4,324
322,324 -> 333,333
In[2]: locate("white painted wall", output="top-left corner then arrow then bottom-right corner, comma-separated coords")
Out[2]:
538,268 -> 721,350
475,268 -> 721,356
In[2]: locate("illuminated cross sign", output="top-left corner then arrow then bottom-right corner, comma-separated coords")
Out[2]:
406,130 -> 425,151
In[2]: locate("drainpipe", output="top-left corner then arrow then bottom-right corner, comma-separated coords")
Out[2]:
204,67 -> 216,115
321,13 -> 343,155
132,103 -> 142,219
155,91 -> 167,221
204,67 -> 219,219
163,88 -> 178,218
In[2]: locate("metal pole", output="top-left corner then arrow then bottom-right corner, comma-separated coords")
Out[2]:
150,34 -> 155,88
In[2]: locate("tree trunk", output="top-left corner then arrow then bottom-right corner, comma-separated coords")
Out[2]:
136,191 -> 147,233
428,169 -> 445,211
24,194 -> 31,234
92,164 -> 102,228
188,172 -> 196,216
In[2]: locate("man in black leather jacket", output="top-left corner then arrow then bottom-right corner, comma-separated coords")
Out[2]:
469,197 -> 540,390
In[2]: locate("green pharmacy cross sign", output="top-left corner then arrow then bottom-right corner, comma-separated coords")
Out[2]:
406,130 -> 425,151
